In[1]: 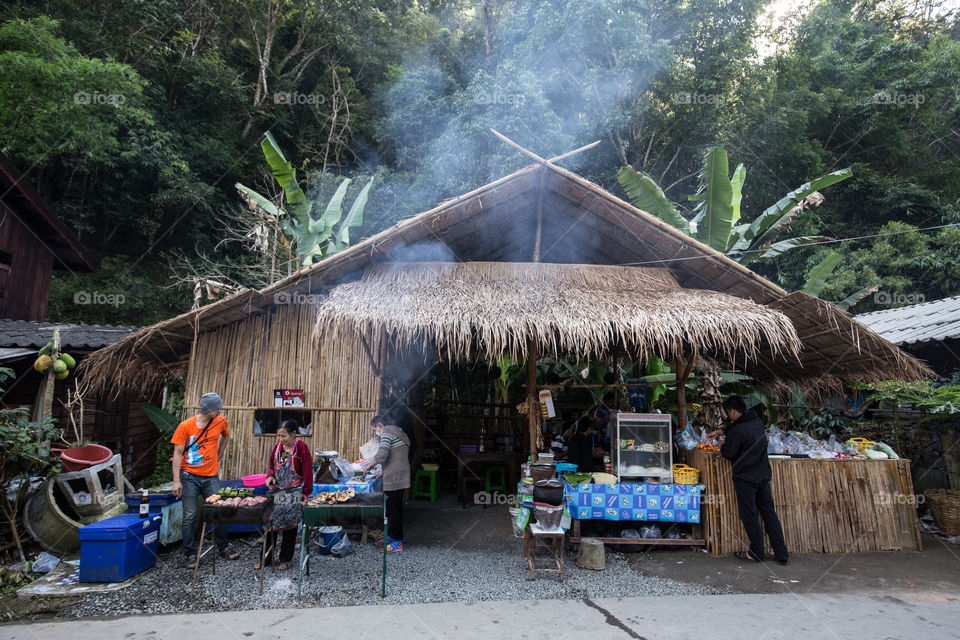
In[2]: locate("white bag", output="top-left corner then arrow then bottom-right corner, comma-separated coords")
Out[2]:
359,437 -> 380,460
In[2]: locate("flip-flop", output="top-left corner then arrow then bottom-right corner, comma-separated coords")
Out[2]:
276,562 -> 290,570
185,554 -> 198,569
734,550 -> 763,562
220,546 -> 240,560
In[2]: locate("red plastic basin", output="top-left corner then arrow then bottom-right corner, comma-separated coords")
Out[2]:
57,444 -> 113,472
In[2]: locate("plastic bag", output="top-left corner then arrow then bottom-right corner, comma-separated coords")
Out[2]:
640,525 -> 662,539
32,551 -> 60,573
359,437 -> 380,460
330,533 -> 355,557
334,458 -> 355,481
512,506 -> 531,537
675,424 -> 699,451
767,431 -> 784,454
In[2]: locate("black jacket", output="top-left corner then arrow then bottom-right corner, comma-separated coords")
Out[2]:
567,433 -> 594,473
720,409 -> 771,484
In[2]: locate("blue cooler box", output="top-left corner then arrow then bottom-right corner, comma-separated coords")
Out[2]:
79,514 -> 161,582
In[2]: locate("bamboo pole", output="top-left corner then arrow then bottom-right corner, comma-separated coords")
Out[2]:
527,338 -> 539,462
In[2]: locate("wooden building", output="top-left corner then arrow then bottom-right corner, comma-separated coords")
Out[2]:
0,153 -> 95,320
0,154 -> 161,483
84,154 -> 930,484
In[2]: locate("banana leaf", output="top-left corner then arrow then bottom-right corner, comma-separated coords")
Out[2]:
235,183 -> 280,217
259,132 -> 311,228
692,148 -> 734,252
335,177 -> 374,250
139,405 -> 179,436
752,235 -> 833,262
315,178 -> 351,235
834,284 -> 880,312
802,251 -> 843,297
731,167 -> 852,254
616,166 -> 690,234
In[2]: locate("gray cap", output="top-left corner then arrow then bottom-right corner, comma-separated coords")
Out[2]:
199,392 -> 224,413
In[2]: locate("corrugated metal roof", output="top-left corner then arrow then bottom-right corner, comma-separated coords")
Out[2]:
854,295 -> 960,345
0,319 -> 137,350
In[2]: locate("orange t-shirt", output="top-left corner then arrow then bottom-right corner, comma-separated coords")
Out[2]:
171,415 -> 229,476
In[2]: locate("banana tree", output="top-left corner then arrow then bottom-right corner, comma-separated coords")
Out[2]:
236,131 -> 373,267
617,148 -> 852,265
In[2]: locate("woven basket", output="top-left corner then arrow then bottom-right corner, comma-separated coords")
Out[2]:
925,488 -> 960,535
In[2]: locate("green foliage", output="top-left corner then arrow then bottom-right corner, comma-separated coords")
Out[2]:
617,145 -> 852,294
139,405 -> 180,487
860,380 -> 960,416
236,132 -> 374,267
796,407 -> 854,439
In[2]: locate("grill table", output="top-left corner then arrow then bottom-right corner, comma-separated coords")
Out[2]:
190,496 -> 274,598
297,493 -> 387,602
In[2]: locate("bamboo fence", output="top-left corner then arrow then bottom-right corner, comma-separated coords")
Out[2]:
686,450 -> 922,555
182,303 -> 382,479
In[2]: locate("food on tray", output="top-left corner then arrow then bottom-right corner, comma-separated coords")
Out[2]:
209,495 -> 269,507
306,488 -> 357,506
696,442 -> 720,451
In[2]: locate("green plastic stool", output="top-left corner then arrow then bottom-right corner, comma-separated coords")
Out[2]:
484,465 -> 507,493
412,468 -> 439,502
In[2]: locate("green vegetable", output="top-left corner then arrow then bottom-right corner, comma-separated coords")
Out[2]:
873,442 -> 899,459
38,342 -> 53,356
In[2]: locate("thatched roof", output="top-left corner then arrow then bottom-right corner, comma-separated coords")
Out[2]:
315,262 -> 801,364
82,159 -> 931,392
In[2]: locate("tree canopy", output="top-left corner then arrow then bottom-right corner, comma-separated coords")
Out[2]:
0,0 -> 957,324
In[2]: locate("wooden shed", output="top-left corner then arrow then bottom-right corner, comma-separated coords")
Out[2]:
83,158 -> 930,479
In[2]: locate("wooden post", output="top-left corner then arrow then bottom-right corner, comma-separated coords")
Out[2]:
675,355 -> 691,432
527,339 -> 539,462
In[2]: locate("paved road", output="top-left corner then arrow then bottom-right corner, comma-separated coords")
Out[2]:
7,593 -> 960,640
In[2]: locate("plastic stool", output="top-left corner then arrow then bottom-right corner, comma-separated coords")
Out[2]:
412,469 -> 439,502
485,465 -> 507,493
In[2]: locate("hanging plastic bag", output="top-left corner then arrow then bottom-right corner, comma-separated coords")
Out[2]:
675,424 -> 699,450
359,438 -> 380,460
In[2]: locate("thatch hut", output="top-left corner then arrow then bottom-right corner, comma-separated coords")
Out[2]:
83,159 -> 930,479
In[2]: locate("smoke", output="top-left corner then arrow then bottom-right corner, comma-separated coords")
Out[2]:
373,1 -> 672,204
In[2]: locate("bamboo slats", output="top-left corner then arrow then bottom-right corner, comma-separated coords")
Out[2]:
182,303 -> 382,479
686,450 -> 921,555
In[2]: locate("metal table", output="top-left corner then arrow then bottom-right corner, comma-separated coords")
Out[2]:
297,493 -> 387,602
191,498 -> 274,598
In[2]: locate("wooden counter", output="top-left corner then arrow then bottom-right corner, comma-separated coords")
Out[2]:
685,450 -> 921,555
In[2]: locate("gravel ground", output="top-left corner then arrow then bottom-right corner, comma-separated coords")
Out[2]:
64,535 -> 727,617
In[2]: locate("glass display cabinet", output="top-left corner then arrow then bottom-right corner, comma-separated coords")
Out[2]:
615,412 -> 673,482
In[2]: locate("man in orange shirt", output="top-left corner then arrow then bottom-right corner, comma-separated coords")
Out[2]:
171,392 -> 240,568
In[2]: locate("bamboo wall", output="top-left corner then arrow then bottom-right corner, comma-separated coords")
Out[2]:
686,450 -> 922,555
182,303 -> 382,479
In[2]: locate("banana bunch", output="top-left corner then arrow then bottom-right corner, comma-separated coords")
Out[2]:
33,341 -> 76,380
